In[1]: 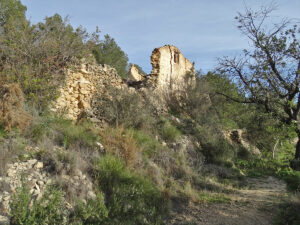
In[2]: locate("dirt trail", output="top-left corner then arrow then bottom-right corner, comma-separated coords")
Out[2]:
169,176 -> 288,225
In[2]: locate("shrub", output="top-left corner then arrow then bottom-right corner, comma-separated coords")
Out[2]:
71,192 -> 108,224
164,79 -> 211,119
30,115 -> 99,149
0,10 -> 90,109
160,120 -> 181,142
275,196 -> 300,225
92,86 -> 157,130
101,127 -> 139,167
197,126 -> 235,164
10,184 -> 67,225
131,129 -> 165,158
277,169 -> 300,192
93,34 -> 129,78
93,155 -> 167,225
0,83 -> 32,131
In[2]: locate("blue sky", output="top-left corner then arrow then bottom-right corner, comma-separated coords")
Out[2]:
22,0 -> 300,73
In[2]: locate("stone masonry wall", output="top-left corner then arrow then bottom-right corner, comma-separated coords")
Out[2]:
128,64 -> 145,82
149,45 -> 195,90
52,63 -> 124,120
53,45 -> 195,121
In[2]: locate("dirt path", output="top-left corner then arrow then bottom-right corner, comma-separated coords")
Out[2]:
168,176 -> 288,225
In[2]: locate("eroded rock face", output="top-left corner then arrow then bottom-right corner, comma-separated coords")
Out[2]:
52,62 -> 124,120
224,129 -> 261,156
0,146 -> 96,219
149,45 -> 195,90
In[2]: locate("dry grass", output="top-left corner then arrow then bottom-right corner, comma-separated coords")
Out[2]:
0,83 -> 32,131
100,126 -> 140,167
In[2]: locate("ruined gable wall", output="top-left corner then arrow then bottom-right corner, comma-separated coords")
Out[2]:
150,45 -> 195,90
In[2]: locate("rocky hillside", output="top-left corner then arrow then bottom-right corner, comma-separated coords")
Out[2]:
0,1 -> 299,224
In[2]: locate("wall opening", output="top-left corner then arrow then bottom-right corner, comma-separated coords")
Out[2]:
174,51 -> 179,63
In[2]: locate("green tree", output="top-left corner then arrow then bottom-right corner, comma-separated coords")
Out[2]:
0,7 -> 92,109
93,34 -> 129,78
0,0 -> 27,28
201,72 -> 249,128
218,5 -> 300,169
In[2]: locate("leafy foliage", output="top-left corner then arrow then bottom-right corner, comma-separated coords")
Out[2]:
100,127 -> 139,167
10,184 -> 66,225
0,1 -> 129,110
93,86 -> 156,130
275,198 -> 300,225
93,34 -> 129,78
71,192 -> 108,224
160,120 -> 181,142
93,155 -> 168,225
217,4 -> 300,162
30,115 -> 99,149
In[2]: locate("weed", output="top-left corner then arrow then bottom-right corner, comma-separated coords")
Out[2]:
10,184 -> 67,225
101,127 -> 139,167
131,129 -> 165,158
93,155 -> 168,225
30,115 -> 99,149
274,195 -> 300,225
160,120 -> 181,142
0,84 -> 32,131
0,126 -> 7,140
71,192 -> 108,224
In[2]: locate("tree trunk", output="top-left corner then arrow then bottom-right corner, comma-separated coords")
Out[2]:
291,129 -> 300,170
272,139 -> 279,159
295,133 -> 300,159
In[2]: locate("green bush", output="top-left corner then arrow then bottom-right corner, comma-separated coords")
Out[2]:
197,125 -> 235,164
277,169 -> 300,192
236,158 -> 280,177
132,129 -> 165,158
71,192 -> 108,225
201,138 -> 235,165
0,126 -> 7,140
275,199 -> 300,225
93,34 -> 129,78
93,87 -> 156,130
93,155 -> 167,225
10,184 -> 66,225
160,121 -> 181,142
30,115 -> 99,149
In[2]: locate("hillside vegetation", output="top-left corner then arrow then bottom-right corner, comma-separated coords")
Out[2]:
0,1 -> 299,225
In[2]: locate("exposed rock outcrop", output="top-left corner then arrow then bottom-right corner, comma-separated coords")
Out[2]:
224,129 -> 261,156
0,146 -> 96,220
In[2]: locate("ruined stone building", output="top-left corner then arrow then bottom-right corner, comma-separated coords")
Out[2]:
53,45 -> 195,120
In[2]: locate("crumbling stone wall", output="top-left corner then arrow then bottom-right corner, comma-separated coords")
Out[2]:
52,62 -> 124,120
128,64 -> 145,82
53,45 -> 195,121
148,45 -> 195,90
